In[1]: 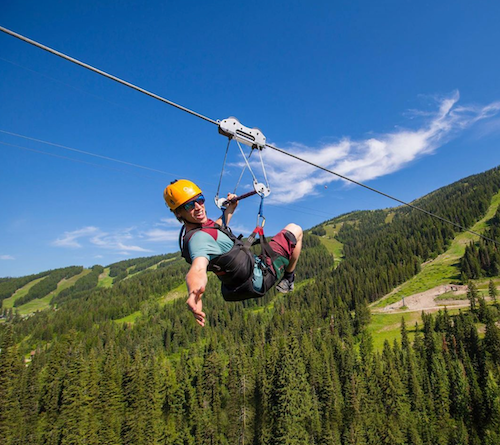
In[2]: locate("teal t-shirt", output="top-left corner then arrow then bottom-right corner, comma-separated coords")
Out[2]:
188,230 -> 263,291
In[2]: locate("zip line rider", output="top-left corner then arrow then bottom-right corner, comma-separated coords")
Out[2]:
164,179 -> 303,327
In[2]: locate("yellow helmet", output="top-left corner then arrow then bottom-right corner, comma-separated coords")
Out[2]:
164,179 -> 202,211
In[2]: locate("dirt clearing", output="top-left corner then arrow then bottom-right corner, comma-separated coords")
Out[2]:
374,284 -> 470,313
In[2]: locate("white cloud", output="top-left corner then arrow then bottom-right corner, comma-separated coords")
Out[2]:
157,217 -> 180,226
142,228 -> 180,243
90,231 -> 151,253
0,255 -> 14,260
53,226 -> 99,248
53,219 -> 181,255
252,91 -> 500,204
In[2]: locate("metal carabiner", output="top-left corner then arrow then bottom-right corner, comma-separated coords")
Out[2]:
257,214 -> 266,229
256,195 -> 266,228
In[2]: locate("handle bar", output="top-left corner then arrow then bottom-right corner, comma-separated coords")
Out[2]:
222,190 -> 257,206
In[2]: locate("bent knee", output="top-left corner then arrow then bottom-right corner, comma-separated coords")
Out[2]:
285,223 -> 303,241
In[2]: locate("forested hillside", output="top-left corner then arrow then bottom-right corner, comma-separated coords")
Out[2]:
1,167 -> 500,444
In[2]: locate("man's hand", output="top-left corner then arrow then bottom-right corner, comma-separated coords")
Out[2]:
215,193 -> 238,227
186,288 -> 206,327
225,193 -> 238,213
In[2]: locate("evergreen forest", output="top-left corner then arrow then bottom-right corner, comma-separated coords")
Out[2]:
2,167 -> 500,444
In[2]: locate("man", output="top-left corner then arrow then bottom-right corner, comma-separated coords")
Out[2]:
164,179 -> 302,327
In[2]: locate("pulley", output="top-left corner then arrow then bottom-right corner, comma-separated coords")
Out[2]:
215,116 -> 271,212
218,117 -> 266,150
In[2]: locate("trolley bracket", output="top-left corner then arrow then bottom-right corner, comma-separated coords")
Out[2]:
218,117 -> 266,150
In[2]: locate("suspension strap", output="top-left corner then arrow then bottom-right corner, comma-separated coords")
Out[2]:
245,195 -> 266,247
233,144 -> 254,194
215,138 -> 232,205
257,194 -> 265,228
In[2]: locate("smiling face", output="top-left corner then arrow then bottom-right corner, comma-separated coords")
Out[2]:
175,194 -> 208,226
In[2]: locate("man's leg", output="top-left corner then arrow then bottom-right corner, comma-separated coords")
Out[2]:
283,223 -> 302,273
273,223 -> 302,293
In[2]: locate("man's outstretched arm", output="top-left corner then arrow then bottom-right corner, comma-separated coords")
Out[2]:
185,256 -> 209,327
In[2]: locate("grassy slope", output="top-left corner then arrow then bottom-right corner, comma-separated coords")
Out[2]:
54,270 -> 91,297
97,268 -> 113,288
2,269 -> 90,316
2,277 -> 47,309
368,312 -> 421,350
368,191 -> 500,349
317,222 -> 344,267
114,281 -> 188,325
374,190 -> 500,308
124,257 -> 179,281
367,307 -> 471,350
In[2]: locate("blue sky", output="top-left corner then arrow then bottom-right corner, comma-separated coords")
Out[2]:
2,1 -> 500,277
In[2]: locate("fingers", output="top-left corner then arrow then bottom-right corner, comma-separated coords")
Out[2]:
187,304 -> 205,324
186,292 -> 206,327
187,304 -> 206,327
226,193 -> 238,208
194,311 -> 206,327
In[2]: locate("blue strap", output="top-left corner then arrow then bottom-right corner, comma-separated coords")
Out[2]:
221,207 -> 227,229
258,195 -> 264,219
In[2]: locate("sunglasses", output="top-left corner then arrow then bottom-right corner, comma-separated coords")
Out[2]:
182,195 -> 205,211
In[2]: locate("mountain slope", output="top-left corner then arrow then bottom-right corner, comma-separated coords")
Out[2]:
2,167 -> 500,444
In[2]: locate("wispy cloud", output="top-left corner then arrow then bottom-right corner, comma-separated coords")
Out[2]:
53,220 -> 184,255
142,217 -> 182,242
53,226 -> 151,252
140,228 -> 179,243
253,91 -> 500,204
0,255 -> 15,260
53,226 -> 99,248
90,230 -> 151,253
157,217 -> 179,226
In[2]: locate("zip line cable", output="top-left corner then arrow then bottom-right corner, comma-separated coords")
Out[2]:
0,129 -> 180,177
0,56 -> 128,109
2,25 -> 498,245
0,26 -> 218,126
0,131 -> 336,219
0,141 -> 160,179
266,142 -> 500,246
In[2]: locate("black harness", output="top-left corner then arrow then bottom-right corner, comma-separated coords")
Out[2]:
180,222 -> 279,301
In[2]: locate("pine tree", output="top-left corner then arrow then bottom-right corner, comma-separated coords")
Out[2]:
447,357 -> 470,422
59,346 -> 86,445
478,294 -> 489,322
0,325 -> 24,445
197,346 -> 224,444
144,354 -> 166,445
19,352 -> 42,444
488,279 -> 498,305
342,372 -> 367,445
266,335 -> 314,444
467,281 -> 479,314
80,349 -> 100,445
484,317 -> 500,364
226,346 -> 255,445
379,341 -> 409,444
97,345 -> 125,445
483,371 -> 500,445
122,350 -> 148,445
38,332 -> 76,445
0,325 -> 16,442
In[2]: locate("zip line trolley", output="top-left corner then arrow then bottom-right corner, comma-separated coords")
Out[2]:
216,117 -> 271,229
